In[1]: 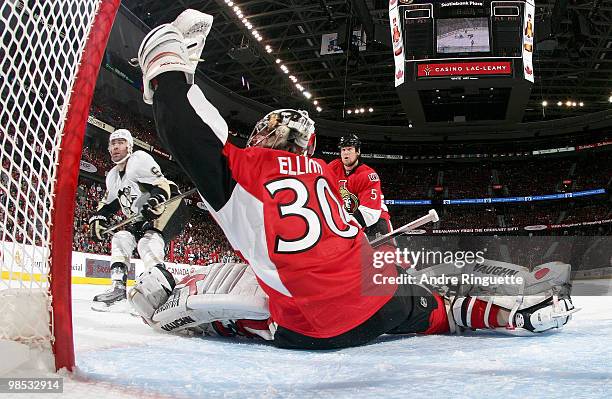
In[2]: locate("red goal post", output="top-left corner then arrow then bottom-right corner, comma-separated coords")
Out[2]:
0,0 -> 120,372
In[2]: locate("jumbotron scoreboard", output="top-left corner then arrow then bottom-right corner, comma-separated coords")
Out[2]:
389,0 -> 535,125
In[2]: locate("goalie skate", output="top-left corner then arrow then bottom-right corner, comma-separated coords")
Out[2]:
510,296 -> 579,333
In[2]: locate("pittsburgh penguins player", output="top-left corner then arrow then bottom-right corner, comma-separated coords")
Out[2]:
88,129 -> 185,311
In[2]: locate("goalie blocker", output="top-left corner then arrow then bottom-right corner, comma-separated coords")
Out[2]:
130,259 -> 577,346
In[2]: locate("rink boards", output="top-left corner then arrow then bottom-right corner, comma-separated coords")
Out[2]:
0,240 -> 203,286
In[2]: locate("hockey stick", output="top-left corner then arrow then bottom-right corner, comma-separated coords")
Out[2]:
101,188 -> 198,236
369,209 -> 439,248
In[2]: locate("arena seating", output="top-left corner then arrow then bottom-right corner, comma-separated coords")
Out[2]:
45,103 -> 610,263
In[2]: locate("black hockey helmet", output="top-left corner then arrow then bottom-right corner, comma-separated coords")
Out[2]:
338,133 -> 361,150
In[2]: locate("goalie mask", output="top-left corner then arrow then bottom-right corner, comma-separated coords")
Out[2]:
247,109 -> 316,156
108,129 -> 134,164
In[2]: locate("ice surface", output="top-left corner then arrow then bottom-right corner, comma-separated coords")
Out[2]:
4,282 -> 611,398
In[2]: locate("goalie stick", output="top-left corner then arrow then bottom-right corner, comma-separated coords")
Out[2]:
101,188 -> 198,236
369,209 -> 439,248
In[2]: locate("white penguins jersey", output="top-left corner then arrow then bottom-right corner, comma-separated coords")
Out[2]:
101,151 -> 168,217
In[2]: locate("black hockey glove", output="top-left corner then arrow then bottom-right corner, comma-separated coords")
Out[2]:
89,214 -> 108,242
141,194 -> 166,221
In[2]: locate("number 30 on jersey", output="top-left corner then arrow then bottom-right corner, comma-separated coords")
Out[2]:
265,177 -> 360,253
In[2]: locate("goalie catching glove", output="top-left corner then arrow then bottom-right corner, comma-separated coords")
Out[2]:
135,9 -> 213,104
88,214 -> 108,242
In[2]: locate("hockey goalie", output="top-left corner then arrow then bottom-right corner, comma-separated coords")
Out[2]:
127,9 -> 577,347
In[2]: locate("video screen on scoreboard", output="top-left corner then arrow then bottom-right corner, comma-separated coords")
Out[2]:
436,18 -> 490,54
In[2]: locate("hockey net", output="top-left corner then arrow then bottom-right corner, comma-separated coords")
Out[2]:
0,0 -> 119,373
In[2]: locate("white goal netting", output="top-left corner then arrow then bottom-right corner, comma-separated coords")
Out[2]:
0,0 -> 118,373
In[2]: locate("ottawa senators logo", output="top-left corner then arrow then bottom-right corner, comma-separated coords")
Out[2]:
339,186 -> 359,214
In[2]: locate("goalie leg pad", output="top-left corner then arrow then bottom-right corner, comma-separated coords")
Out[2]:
413,259 -> 577,334
148,263 -> 271,335
128,264 -> 176,319
206,319 -> 275,341
452,296 -> 503,330
450,295 -> 577,334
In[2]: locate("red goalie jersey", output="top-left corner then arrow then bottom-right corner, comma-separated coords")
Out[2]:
151,75 -> 397,338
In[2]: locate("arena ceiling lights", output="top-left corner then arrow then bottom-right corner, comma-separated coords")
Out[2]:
222,0 -> 322,113
346,107 -> 375,116
547,100 -> 585,108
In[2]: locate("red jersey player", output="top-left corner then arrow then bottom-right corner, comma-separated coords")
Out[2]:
128,9 -> 576,346
328,134 -> 392,240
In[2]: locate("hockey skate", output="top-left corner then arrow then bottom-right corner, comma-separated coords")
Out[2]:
91,281 -> 128,312
91,262 -> 130,312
